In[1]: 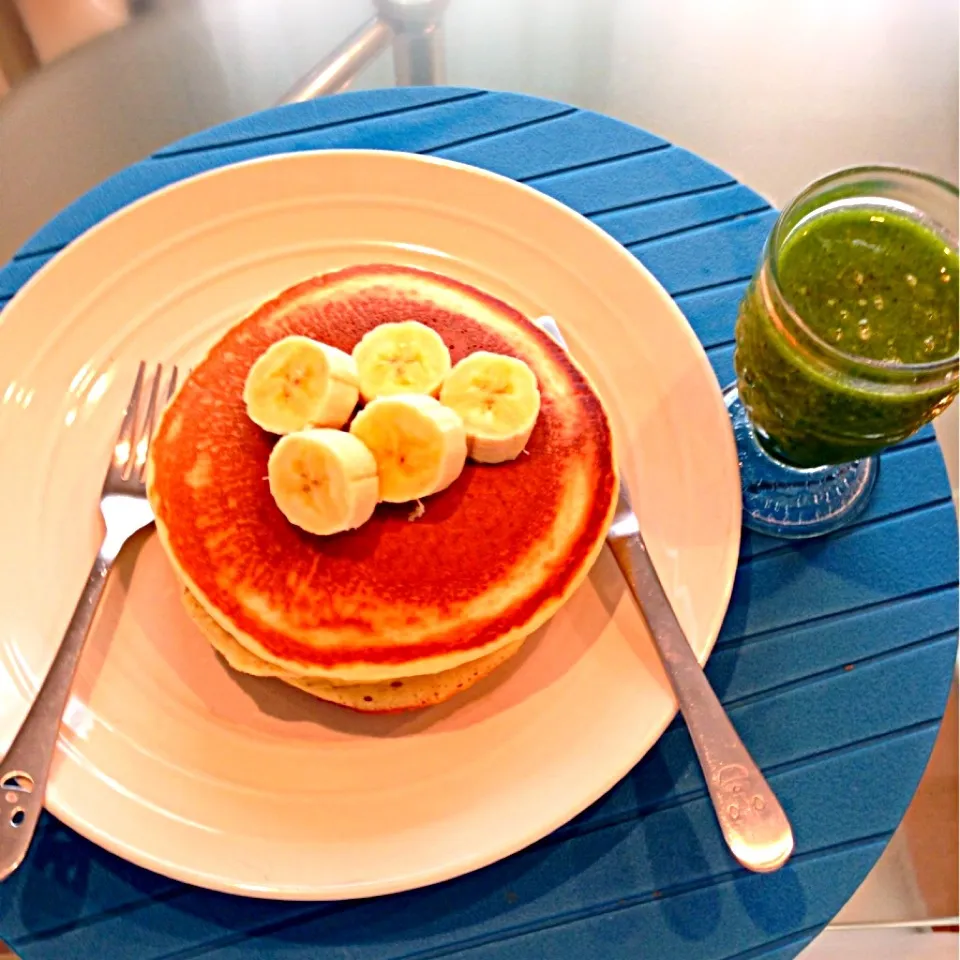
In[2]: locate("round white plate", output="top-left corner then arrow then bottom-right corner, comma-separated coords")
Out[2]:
0,150 -> 740,899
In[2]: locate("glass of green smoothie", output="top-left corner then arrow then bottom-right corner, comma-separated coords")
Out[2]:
727,165 -> 958,538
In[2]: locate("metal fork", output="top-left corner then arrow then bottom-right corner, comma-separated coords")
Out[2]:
0,362 -> 178,881
536,316 -> 794,873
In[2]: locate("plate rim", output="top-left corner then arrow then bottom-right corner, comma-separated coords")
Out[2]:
0,147 -> 743,899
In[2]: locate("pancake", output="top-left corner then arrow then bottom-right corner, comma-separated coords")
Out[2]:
147,264 -> 618,687
183,589 -> 526,713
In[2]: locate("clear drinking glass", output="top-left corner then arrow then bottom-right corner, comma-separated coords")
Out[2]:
725,166 -> 958,538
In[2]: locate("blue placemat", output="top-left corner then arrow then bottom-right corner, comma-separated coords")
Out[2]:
0,88 -> 956,960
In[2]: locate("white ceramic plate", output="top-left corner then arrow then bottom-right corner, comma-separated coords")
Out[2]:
0,150 -> 740,899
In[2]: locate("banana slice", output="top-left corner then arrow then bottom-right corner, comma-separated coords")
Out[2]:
349,394 -> 466,503
267,429 -> 378,536
352,321 -> 451,403
439,351 -> 541,463
244,335 -> 359,434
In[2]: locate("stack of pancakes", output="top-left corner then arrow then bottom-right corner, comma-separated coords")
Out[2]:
146,265 -> 618,712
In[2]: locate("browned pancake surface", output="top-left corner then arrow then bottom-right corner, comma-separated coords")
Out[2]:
148,265 -> 617,676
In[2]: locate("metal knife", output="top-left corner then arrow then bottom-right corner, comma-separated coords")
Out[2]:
537,315 -> 794,873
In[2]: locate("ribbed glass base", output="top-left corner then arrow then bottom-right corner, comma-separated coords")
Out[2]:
724,386 -> 877,539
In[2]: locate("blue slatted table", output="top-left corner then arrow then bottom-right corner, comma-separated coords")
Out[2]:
0,88 -> 956,960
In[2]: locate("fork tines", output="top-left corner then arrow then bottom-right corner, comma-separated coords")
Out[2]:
110,363 -> 179,486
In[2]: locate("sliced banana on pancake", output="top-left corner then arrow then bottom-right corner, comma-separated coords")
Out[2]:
244,335 -> 359,434
267,428 -> 379,535
439,351 -> 541,463
350,394 -> 466,503
352,320 -> 451,403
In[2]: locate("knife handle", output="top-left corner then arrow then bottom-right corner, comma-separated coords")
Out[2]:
607,526 -> 794,873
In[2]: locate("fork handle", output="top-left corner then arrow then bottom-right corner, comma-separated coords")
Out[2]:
0,545 -> 114,881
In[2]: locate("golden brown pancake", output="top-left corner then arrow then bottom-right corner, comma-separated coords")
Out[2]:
183,589 -> 526,713
147,264 -> 618,687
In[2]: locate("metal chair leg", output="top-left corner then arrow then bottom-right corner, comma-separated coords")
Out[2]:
277,16 -> 392,104
278,0 -> 449,105
376,0 -> 449,86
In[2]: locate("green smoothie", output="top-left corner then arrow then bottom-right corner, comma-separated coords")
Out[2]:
734,203 -> 959,467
